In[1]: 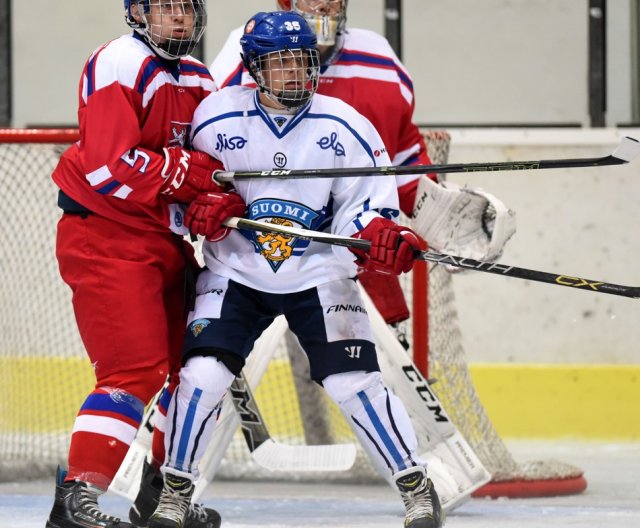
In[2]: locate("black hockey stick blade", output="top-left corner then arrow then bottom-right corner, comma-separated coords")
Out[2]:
226,217 -> 640,300
214,136 -> 640,182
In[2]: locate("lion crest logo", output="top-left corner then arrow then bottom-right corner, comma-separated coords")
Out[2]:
247,199 -> 321,272
190,318 -> 210,338
257,218 -> 294,262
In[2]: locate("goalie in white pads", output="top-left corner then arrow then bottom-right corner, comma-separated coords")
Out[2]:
149,11 -> 442,528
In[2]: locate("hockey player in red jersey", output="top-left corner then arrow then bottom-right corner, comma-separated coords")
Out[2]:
45,2 -> 240,527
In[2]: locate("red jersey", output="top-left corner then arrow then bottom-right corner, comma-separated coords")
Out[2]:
53,33 -> 216,232
210,27 -> 431,215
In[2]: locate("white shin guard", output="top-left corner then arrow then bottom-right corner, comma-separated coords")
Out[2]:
323,371 -> 423,476
164,356 -> 235,479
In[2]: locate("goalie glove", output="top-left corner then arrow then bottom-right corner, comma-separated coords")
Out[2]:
160,147 -> 225,203
350,217 -> 421,275
185,191 -> 246,242
411,175 -> 516,264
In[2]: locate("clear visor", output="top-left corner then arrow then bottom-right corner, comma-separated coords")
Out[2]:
140,0 -> 206,59
255,48 -> 321,109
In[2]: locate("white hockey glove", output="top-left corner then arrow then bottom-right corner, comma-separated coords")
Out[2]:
411,175 -> 516,266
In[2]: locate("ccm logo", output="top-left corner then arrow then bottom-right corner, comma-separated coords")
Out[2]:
402,365 -> 449,423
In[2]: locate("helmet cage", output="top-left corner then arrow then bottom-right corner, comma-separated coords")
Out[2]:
279,0 -> 348,46
241,12 -> 320,109
251,48 -> 320,109
124,0 -> 207,60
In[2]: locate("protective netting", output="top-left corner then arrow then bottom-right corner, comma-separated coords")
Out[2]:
0,131 -> 585,497
424,133 -> 585,496
0,139 -> 93,480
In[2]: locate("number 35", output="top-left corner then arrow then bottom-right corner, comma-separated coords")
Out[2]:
284,21 -> 301,31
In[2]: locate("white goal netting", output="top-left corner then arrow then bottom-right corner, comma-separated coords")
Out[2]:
0,129 -> 585,497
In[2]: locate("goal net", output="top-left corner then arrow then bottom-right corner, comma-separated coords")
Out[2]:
0,129 -> 585,497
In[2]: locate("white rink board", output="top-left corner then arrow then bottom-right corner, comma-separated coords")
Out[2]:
443,128 -> 640,364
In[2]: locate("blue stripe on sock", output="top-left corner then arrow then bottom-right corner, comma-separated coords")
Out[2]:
175,388 -> 202,471
357,390 -> 406,471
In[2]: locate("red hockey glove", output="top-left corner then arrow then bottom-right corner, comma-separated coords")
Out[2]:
358,270 -> 410,324
160,147 -> 225,203
350,217 -> 421,275
185,191 -> 246,242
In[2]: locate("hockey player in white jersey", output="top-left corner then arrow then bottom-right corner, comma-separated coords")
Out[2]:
210,0 -> 516,343
148,11 -> 442,528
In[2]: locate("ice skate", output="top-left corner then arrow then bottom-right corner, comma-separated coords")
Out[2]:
46,466 -> 133,528
147,471 -> 199,528
394,466 -> 443,528
130,460 -> 220,528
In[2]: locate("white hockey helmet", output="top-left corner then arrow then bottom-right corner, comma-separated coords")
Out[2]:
124,0 -> 207,60
277,0 -> 348,46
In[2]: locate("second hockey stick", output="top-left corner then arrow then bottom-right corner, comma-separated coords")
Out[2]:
230,371 -> 357,472
214,136 -> 640,182
226,217 -> 640,300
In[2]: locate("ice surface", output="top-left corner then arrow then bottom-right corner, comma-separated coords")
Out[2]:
1,441 -> 638,528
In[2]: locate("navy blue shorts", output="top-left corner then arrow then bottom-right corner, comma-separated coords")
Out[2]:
183,272 -> 380,382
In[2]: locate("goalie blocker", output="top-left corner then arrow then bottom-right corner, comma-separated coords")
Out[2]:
412,176 -> 516,264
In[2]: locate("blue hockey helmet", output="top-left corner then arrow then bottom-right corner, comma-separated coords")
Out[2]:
240,11 -> 320,109
124,0 -> 207,60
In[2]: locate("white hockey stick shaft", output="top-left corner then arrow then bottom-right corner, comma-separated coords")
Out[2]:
110,351 -> 356,499
109,382 -> 166,500
230,370 -> 357,472
225,217 -> 640,299
213,136 -> 640,182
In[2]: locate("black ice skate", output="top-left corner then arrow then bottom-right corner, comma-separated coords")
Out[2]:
394,466 -> 443,528
46,466 -> 134,528
130,460 -> 221,528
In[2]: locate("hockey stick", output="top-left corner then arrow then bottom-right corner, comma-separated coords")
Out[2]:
230,371 -> 357,472
110,369 -> 356,500
190,316 -> 356,500
214,136 -> 640,182
110,383 -> 166,499
226,217 -> 640,300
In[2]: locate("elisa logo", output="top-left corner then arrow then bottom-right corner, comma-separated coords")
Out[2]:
245,20 -> 256,33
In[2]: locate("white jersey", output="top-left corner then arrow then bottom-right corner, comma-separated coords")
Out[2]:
210,27 -> 432,216
191,86 -> 398,294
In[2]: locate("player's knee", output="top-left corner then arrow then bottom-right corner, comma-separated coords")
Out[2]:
178,355 -> 235,408
322,370 -> 385,414
99,361 -> 169,404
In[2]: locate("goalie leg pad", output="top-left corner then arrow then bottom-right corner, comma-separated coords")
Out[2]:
412,175 -> 516,262
164,356 -> 235,479
323,371 -> 422,475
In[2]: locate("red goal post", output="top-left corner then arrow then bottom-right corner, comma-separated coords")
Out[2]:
0,128 -> 80,143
